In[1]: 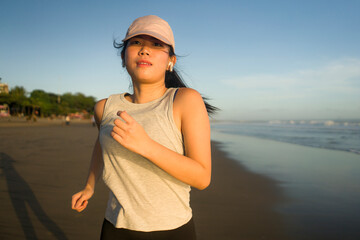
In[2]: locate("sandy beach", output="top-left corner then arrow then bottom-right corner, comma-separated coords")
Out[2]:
0,119 -> 288,240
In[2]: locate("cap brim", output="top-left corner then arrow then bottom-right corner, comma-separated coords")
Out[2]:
122,31 -> 173,49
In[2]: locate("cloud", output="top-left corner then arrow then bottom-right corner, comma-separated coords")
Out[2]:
222,58 -> 360,100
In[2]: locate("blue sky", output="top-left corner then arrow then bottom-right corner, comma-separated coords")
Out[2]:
1,0 -> 359,120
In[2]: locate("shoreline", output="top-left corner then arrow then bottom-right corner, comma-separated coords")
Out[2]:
192,141 -> 289,240
0,124 -> 289,239
0,116 -> 92,127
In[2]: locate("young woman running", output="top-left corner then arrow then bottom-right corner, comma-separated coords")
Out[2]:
71,15 -> 216,239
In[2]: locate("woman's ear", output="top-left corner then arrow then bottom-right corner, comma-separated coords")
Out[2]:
167,55 -> 177,71
171,55 -> 177,66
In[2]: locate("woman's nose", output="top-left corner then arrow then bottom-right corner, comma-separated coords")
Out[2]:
139,46 -> 150,56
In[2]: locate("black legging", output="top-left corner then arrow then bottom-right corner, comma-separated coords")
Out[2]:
100,218 -> 197,240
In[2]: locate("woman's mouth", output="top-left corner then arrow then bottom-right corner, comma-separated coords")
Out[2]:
137,60 -> 152,67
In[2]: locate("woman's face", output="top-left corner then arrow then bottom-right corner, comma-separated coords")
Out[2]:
124,35 -> 174,85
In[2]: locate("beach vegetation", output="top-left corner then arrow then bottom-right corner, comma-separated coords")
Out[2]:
0,86 -> 96,118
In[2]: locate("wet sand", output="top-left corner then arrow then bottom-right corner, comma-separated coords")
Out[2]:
0,120 -> 288,239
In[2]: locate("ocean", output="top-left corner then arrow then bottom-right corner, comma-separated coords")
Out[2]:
210,120 -> 360,239
211,119 -> 360,154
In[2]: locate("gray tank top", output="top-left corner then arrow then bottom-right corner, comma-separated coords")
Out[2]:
99,88 -> 192,231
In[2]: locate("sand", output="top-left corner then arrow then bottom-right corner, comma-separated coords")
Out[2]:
0,120 -> 289,239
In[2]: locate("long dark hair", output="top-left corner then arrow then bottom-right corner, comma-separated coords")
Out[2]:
113,39 -> 218,116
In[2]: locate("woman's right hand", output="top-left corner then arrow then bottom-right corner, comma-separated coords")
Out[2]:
71,186 -> 94,212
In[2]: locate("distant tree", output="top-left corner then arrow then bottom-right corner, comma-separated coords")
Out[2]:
9,86 -> 29,115
0,86 -> 10,102
60,92 -> 95,115
10,86 -> 27,99
30,90 -> 56,117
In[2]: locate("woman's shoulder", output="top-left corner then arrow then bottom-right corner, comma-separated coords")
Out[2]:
175,87 -> 202,100
94,99 -> 108,113
174,88 -> 204,106
173,88 -> 206,115
172,88 -> 207,131
94,98 -> 108,127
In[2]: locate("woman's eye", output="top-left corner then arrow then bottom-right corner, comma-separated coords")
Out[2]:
130,40 -> 141,45
153,42 -> 163,47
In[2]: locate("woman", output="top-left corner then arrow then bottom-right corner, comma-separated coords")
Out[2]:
71,15 -> 216,239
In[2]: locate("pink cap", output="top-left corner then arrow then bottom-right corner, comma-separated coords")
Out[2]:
122,15 -> 175,52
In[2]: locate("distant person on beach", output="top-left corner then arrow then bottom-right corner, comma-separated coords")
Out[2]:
65,115 -> 70,125
71,15 -> 216,240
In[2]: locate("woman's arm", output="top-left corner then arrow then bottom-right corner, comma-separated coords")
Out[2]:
112,89 -> 211,190
71,99 -> 107,212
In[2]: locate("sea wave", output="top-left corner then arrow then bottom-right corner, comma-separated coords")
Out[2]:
211,120 -> 360,154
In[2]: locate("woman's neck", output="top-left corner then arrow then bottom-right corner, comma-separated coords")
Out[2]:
127,82 -> 167,104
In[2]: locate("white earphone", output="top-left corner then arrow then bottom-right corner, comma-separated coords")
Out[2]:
168,62 -> 174,72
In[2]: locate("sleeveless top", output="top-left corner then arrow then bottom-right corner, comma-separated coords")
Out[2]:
99,88 -> 192,232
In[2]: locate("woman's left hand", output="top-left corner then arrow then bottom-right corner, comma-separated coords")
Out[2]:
111,111 -> 151,155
